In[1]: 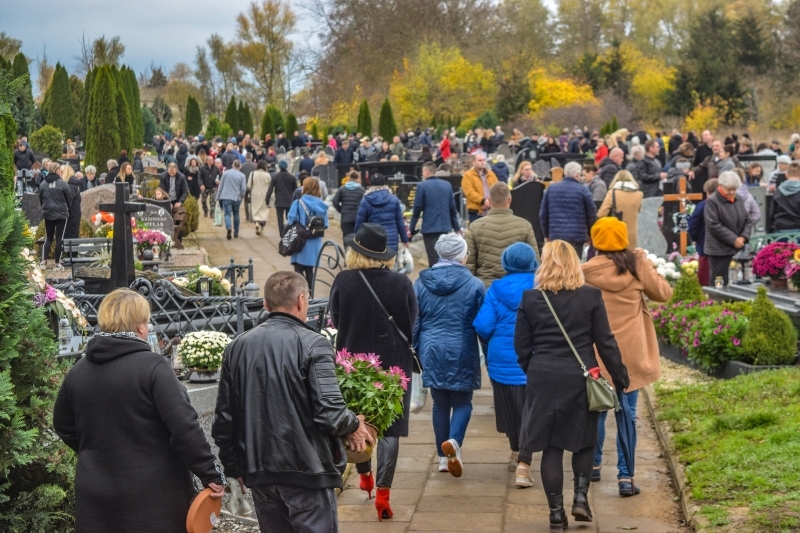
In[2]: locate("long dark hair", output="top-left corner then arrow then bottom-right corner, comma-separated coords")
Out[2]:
599,249 -> 639,281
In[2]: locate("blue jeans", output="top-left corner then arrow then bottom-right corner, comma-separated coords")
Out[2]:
430,388 -> 473,457
221,199 -> 241,233
595,389 -> 639,478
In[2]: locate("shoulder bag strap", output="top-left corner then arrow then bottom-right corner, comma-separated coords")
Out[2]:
357,270 -> 422,372
611,189 -> 617,212
540,290 -> 588,374
299,199 -> 312,223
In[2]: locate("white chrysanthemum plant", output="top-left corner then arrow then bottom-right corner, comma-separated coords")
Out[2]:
178,331 -> 231,371
645,251 -> 682,282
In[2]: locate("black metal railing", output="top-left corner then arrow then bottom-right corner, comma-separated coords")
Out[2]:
312,241 -> 346,299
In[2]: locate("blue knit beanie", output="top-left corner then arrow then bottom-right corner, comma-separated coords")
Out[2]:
501,243 -> 538,273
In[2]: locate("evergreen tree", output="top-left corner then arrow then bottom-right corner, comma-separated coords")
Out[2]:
185,95 -> 202,136
69,75 -> 84,139
0,71 -> 74,533
357,100 -> 373,137
11,53 -> 35,136
239,102 -> 253,136
610,116 -> 619,132
85,65 -> 120,169
80,68 -> 96,142
42,63 -> 74,135
121,67 -> 142,149
271,106 -> 285,134
206,115 -> 221,138
285,113 -> 299,138
310,121 -> 320,142
733,10 -> 775,75
378,99 -> 398,141
141,106 -> 156,144
224,96 -> 238,134
115,83 -> 133,155
260,106 -> 275,138
495,68 -> 532,122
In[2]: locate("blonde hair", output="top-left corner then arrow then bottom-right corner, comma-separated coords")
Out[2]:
535,240 -> 584,292
609,169 -> 639,189
314,153 -> 328,166
345,247 -> 395,270
512,161 -> 534,183
97,289 -> 151,333
61,165 -> 75,180
119,162 -> 133,181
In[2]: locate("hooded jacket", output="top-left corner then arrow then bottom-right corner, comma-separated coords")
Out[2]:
492,161 -> 510,183
413,264 -> 485,391
354,188 -> 408,250
65,175 -> 83,239
582,251 -> 672,391
332,181 -> 365,223
597,156 -> 621,187
287,194 -> 329,266
213,313 -> 359,490
771,180 -> 800,231
473,272 -> 534,385
54,334 -> 222,533
176,144 -> 188,171
39,173 -> 72,220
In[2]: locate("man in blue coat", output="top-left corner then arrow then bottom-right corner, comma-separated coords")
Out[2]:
539,161 -> 597,257
409,162 -> 461,267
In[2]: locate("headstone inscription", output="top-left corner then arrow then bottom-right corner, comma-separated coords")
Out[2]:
638,197 -> 668,255
134,202 -> 175,237
99,182 -> 147,290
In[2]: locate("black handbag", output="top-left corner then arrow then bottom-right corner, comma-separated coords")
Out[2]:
610,189 -> 624,221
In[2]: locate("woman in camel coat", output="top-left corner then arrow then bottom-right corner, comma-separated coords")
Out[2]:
581,217 -> 672,496
596,170 -> 643,249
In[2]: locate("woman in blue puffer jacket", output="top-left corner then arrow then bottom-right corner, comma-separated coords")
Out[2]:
473,242 -> 538,487
413,233 -> 485,478
355,173 -> 408,253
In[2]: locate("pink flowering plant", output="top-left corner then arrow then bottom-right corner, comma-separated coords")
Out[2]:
132,228 -> 172,254
751,242 -> 799,279
335,349 -> 408,436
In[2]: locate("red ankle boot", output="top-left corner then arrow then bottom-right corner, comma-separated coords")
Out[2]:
359,472 -> 374,499
375,488 -> 393,521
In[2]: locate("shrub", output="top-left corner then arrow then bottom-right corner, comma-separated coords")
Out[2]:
205,115 -> 221,139
741,287 -> 798,366
79,218 -> 95,238
30,125 -> 63,159
473,110 -> 499,130
181,195 -> 199,237
669,270 -> 705,304
141,106 -> 156,144
219,123 -> 232,142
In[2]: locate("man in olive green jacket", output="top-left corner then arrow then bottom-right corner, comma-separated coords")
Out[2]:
465,182 -> 539,287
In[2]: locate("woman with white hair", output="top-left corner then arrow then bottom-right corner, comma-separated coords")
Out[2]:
80,165 -> 97,191
413,233 -> 485,477
704,170 -> 753,286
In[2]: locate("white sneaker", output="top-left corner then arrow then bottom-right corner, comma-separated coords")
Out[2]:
39,261 -> 47,270
53,263 -> 64,271
515,464 -> 534,488
438,456 -> 449,472
441,439 -> 463,478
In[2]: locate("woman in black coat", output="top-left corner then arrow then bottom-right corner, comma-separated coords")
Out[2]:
64,167 -> 82,239
514,240 -> 629,531
53,289 -> 224,532
704,170 -> 752,286
329,223 -> 418,521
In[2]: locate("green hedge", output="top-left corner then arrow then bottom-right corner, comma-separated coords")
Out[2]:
30,125 -> 63,159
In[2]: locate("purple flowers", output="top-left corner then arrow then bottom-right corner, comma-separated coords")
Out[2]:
732,337 -> 741,346
752,242 -> 799,279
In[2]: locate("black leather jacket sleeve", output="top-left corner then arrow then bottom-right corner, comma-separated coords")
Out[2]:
212,351 -> 238,477
306,338 -> 360,437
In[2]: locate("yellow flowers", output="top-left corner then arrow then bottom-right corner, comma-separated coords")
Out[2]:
682,260 -> 700,276
793,249 -> 800,262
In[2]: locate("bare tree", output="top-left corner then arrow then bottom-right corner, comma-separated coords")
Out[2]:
0,31 -> 22,60
207,34 -> 244,104
75,33 -> 126,75
35,46 -> 55,103
194,47 -> 217,116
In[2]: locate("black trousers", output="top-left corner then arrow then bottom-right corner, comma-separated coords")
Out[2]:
42,219 -> 67,264
708,254 -> 734,286
356,436 -> 400,488
251,485 -> 338,533
294,264 -> 315,290
423,232 -> 444,267
276,206 -> 289,236
341,221 -> 355,248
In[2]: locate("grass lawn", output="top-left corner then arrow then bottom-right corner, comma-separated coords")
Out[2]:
656,368 -> 800,532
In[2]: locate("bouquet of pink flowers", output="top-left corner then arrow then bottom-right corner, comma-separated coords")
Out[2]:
335,349 -> 408,436
133,229 -> 172,254
752,242 -> 799,279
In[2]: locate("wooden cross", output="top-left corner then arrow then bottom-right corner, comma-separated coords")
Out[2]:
662,176 -> 703,256
99,182 -> 147,290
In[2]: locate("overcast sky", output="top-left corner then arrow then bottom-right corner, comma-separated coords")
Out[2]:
4,0 -> 321,83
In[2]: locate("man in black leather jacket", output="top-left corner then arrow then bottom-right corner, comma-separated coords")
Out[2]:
213,271 -> 372,532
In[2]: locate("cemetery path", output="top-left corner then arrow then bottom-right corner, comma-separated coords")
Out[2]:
337,369 -> 687,533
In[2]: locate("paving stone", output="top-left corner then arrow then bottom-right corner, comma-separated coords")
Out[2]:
409,511 -> 502,531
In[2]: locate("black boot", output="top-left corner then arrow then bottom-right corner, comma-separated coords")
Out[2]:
547,493 -> 568,531
572,475 -> 593,522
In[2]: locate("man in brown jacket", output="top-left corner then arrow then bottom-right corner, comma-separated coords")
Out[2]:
465,183 -> 539,287
461,151 -> 498,223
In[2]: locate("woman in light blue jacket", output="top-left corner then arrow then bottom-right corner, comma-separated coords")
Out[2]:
287,177 -> 329,289
473,242 -> 537,487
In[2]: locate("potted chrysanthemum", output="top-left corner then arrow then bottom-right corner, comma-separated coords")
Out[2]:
335,349 -> 409,463
179,331 -> 231,382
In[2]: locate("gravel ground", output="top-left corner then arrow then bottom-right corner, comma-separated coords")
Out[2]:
658,355 -> 713,389
214,516 -> 259,532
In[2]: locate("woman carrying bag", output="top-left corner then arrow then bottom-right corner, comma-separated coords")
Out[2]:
286,177 -> 328,288
514,240 -> 629,531
582,217 -> 672,495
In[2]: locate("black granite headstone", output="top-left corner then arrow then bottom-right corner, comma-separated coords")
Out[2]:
21,193 -> 43,227
511,181 -> 545,250
99,182 -> 147,290
134,202 -> 174,237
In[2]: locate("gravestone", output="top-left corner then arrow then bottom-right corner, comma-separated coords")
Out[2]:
511,181 -> 545,250
142,156 -> 159,168
750,186 -> 767,234
134,203 -> 174,237
291,158 -> 301,175
532,160 -> 551,179
99,183 -> 147,290
496,143 -> 512,161
80,184 -> 117,222
20,193 -> 43,227
638,197 -> 667,255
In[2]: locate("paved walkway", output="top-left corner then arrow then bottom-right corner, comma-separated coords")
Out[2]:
194,209 -> 686,533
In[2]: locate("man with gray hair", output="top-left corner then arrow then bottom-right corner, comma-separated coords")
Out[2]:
105,159 -> 120,184
539,161 -> 597,257
214,271 -> 372,532
79,166 -> 97,191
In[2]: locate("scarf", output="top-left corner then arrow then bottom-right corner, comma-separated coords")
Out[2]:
717,186 -> 736,203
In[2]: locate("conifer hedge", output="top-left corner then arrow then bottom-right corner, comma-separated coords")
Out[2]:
378,98 -> 398,140
185,95 -> 202,137
85,65 -> 120,169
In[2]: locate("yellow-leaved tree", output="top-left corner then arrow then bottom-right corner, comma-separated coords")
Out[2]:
614,42 -> 675,123
527,68 -> 595,113
389,44 -> 496,129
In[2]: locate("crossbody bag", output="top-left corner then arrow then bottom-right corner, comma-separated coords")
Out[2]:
540,291 -> 619,412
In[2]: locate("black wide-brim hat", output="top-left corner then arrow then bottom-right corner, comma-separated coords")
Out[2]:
344,223 -> 397,261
